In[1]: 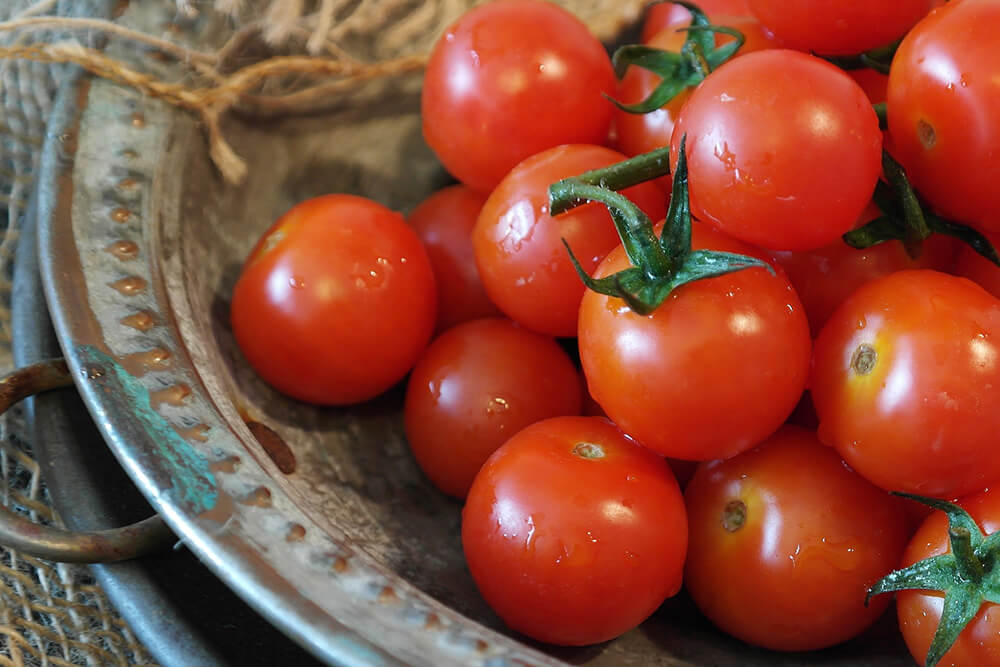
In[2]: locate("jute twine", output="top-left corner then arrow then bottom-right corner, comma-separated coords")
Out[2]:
0,0 -> 650,184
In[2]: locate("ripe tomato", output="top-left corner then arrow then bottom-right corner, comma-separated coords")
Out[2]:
421,0 -> 616,193
640,0 -> 750,43
746,0 -> 936,55
408,185 -> 500,331
811,270 -> 1000,498
404,318 -> 582,498
670,50 -> 882,251
953,232 -> 1000,300
887,0 -> 1000,232
769,203 -> 957,334
848,68 -> 889,106
579,221 -> 811,461
473,144 -> 666,337
615,15 -> 781,162
896,489 -> 1000,666
230,195 -> 436,405
462,416 -> 687,645
685,425 -> 909,651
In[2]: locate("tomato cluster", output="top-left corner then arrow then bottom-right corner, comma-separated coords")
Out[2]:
229,1 -> 1000,664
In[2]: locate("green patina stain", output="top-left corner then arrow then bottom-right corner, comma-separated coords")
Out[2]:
77,345 -> 218,513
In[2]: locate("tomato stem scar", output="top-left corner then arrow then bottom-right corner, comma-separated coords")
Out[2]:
851,343 -> 878,375
572,442 -> 605,459
722,500 -> 746,532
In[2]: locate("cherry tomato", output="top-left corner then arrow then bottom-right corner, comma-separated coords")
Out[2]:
811,270 -> 1000,498
231,195 -> 436,405
769,203 -> 957,334
640,0 -> 750,43
747,0 -> 935,55
615,15 -> 781,163
462,416 -> 687,645
408,185 -> 500,331
474,144 -> 666,337
896,489 -> 1000,666
685,425 -> 909,651
404,318 -> 582,498
887,0 -> 1000,232
670,50 -> 882,251
848,68 -> 889,106
421,0 -> 616,193
579,221 -> 811,461
952,232 -> 1000,300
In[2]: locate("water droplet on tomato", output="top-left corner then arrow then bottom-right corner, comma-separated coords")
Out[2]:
289,276 -> 306,289
486,396 -> 509,416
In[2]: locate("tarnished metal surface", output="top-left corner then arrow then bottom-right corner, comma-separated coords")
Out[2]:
33,1 -> 912,665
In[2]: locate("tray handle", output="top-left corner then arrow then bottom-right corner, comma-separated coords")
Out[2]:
0,359 -> 175,563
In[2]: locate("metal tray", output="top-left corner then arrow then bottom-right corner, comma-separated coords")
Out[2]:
26,1 -> 912,664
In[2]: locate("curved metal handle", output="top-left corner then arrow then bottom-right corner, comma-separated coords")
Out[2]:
0,359 -> 175,563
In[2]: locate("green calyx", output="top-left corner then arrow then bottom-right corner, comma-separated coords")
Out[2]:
823,39 -> 900,75
547,136 -> 773,316
608,1 -> 745,115
868,493 -> 1000,667
843,150 -> 1000,267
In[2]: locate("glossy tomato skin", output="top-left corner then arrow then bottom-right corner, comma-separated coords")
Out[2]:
474,144 -> 666,337
747,0 -> 935,55
579,222 -> 811,461
231,195 -> 436,405
887,0 -> 1000,232
848,68 -> 889,106
408,185 -> 500,331
421,0 -> 616,193
670,50 -> 882,252
770,204 -> 957,334
616,16 -> 781,162
953,232 -> 1000,300
685,425 -> 909,651
897,489 -> 1000,666
404,318 -> 582,498
811,270 -> 1000,498
640,0 -> 750,42
462,416 -> 687,645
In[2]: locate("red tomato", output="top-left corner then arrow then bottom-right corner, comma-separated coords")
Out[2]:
685,425 -> 909,651
887,0 -> 1000,232
462,416 -> 687,645
404,318 -> 582,498
896,489 -> 1000,666
615,15 -> 781,162
579,221 -> 811,461
769,203 -> 957,334
408,185 -> 500,331
640,0 -> 751,43
953,232 -> 1000,300
747,0 -> 935,55
473,144 -> 666,337
811,270 -> 1000,498
670,50 -> 882,251
421,0 -> 616,193
231,195 -> 436,405
848,68 -> 889,106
